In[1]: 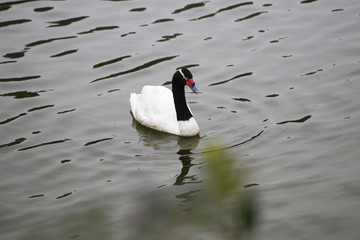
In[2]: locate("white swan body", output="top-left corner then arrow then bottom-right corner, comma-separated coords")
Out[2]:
130,68 -> 200,137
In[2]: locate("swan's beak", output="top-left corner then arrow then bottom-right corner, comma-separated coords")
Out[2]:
186,78 -> 199,94
190,85 -> 199,94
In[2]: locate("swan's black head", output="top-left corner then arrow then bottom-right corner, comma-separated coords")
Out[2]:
172,68 -> 199,94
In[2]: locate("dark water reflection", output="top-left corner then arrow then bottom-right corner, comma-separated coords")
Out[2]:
132,118 -> 201,186
174,149 -> 199,186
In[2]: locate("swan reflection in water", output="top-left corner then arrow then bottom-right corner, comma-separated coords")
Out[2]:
132,117 -> 200,186
131,118 -> 258,239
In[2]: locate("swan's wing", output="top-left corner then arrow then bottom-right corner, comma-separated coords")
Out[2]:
130,86 -> 179,135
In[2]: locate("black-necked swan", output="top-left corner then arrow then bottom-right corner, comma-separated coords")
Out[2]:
130,68 -> 200,137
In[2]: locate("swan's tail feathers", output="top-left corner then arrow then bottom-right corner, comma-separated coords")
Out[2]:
129,92 -> 139,116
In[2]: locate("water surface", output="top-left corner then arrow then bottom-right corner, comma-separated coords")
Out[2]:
1,0 -> 360,239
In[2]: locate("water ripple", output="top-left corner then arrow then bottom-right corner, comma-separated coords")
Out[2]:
57,109 -> 76,115
47,16 -> 89,28
235,11 -> 267,22
277,115 -> 312,125
130,7 -> 146,12
199,129 -> 265,154
0,60 -> 16,64
0,19 -> 31,28
3,50 -> 26,59
172,2 -> 206,14
218,2 -> 254,13
0,113 -> 27,125
77,25 -> 119,35
28,104 -> 54,112
0,75 -> 41,83
33,7 -> 54,12
93,55 -> 131,69
84,138 -> 114,146
232,97 -> 251,102
28,194 -> 45,199
0,90 -> 40,99
156,33 -> 182,42
56,192 -> 72,199
91,55 -> 178,83
26,36 -> 77,48
302,69 -> 324,76
152,18 -> 174,24
265,94 -> 279,98
208,72 -> 253,86
0,137 -> 26,149
18,138 -> 71,151
51,49 -> 78,58
121,31 -> 136,37
190,2 -> 253,21
300,0 -> 318,4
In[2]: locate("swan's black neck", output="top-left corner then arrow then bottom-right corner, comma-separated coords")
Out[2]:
172,73 -> 193,121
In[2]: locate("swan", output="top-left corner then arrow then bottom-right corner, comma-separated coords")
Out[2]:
130,68 -> 200,137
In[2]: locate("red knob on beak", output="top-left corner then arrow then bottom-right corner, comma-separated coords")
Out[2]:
186,78 -> 199,94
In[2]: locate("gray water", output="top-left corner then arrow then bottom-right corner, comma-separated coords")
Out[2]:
1,0 -> 360,239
